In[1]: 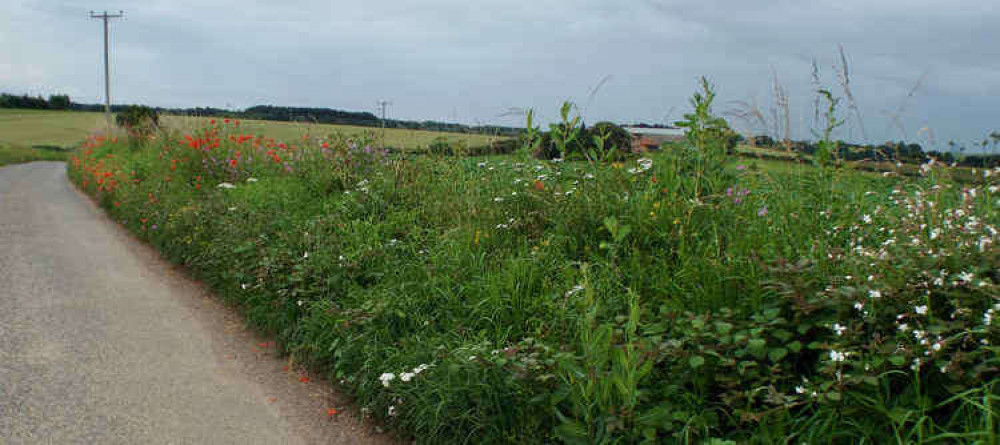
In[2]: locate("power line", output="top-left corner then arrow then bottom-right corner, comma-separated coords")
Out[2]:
90,10 -> 124,136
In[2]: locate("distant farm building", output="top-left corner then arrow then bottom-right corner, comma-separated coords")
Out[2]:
623,127 -> 686,151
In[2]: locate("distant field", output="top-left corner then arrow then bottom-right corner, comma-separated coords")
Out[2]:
0,109 -> 99,166
0,109 -> 504,154
0,109 -> 106,148
163,115 -> 504,152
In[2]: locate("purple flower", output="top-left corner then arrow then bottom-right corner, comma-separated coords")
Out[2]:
151,224 -> 158,230
757,205 -> 768,217
733,197 -> 743,204
736,164 -> 746,170
726,187 -> 734,197
740,188 -> 750,196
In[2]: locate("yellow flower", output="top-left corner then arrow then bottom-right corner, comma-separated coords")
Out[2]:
653,202 -> 661,209
673,218 -> 681,225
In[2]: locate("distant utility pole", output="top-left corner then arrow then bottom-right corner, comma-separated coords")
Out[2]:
90,10 -> 124,136
376,100 -> 392,148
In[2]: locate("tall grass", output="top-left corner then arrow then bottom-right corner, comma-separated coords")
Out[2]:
68,82 -> 998,443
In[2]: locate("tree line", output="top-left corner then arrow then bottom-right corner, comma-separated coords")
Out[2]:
749,135 -> 1000,168
0,92 -> 519,137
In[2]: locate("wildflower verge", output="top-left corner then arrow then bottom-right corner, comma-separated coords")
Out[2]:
69,111 -> 998,443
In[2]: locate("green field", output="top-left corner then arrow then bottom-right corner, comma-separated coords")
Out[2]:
0,109 -> 503,167
0,109 -> 103,166
163,115 -> 503,152
0,109 -> 106,148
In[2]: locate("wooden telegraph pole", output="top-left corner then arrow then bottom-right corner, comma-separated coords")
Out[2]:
90,10 -> 124,136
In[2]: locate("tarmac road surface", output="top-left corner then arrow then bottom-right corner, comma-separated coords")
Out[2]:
0,162 -> 395,445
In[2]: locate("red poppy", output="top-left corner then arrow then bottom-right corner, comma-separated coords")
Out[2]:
327,408 -> 339,416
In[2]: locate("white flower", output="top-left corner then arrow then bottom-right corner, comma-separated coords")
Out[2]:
400,372 -> 415,382
246,177 -> 258,183
854,302 -> 865,311
413,363 -> 431,374
868,289 -> 882,299
303,252 -> 309,259
217,182 -> 236,189
829,350 -> 847,362
388,405 -> 397,417
832,323 -> 847,336
958,271 -> 974,283
862,214 -> 872,224
378,372 -> 396,388
564,284 -> 585,298
493,197 -> 504,203
297,300 -> 304,306
898,323 -> 909,332
914,305 -> 928,315
469,355 -> 477,361
795,386 -> 806,394
241,283 -> 248,290
584,173 -> 595,180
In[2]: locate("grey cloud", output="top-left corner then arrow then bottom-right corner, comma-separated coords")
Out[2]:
1,0 -> 997,147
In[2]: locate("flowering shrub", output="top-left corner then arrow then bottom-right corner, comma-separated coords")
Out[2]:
68,114 -> 997,443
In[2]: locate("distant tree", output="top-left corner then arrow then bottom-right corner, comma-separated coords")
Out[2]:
752,135 -> 775,147
48,94 -> 71,110
116,105 -> 160,141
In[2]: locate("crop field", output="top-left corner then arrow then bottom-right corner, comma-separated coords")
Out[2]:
0,109 -> 502,167
66,93 -> 999,443
0,109 -> 106,166
162,115 -> 502,153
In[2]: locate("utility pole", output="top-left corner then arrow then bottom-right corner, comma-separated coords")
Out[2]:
376,100 -> 391,148
90,10 -> 124,136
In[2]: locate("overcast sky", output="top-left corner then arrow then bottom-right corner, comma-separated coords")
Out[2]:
2,0 -> 998,149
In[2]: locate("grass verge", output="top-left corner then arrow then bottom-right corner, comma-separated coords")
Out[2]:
68,121 -> 998,443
